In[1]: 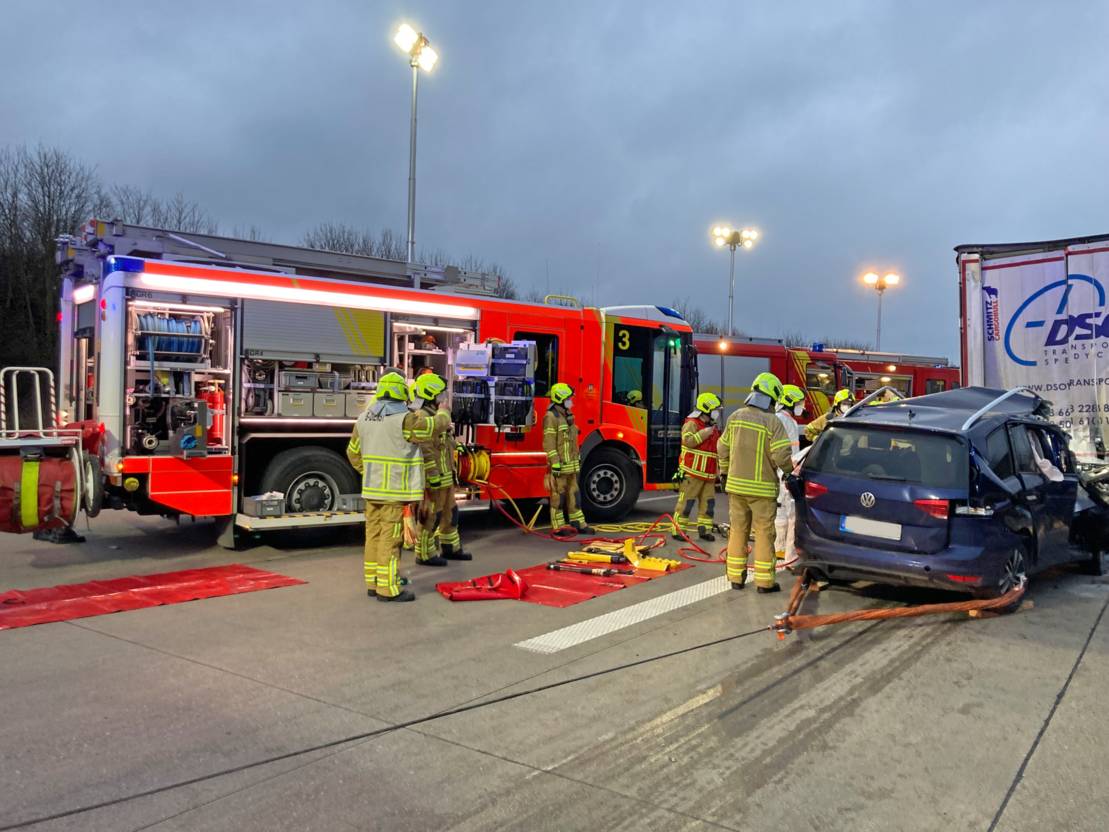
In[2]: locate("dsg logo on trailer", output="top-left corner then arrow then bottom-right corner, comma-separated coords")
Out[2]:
1004,274 -> 1106,367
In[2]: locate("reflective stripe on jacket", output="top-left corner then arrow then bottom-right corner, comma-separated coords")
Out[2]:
679,414 -> 720,480
542,404 -> 580,473
416,406 -> 456,488
347,401 -> 432,501
718,405 -> 793,498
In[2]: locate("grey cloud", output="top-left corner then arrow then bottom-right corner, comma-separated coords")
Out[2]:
3,0 -> 1108,357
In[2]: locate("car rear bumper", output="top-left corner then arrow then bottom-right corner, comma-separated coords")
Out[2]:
794,533 -> 1005,594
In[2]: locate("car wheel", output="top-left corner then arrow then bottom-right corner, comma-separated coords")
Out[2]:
988,544 -> 1028,614
579,447 -> 641,522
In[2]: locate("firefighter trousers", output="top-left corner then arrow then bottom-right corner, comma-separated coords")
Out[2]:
417,486 -> 460,559
774,481 -> 796,560
363,502 -> 406,597
674,476 -> 716,534
548,471 -> 585,529
726,494 -> 778,588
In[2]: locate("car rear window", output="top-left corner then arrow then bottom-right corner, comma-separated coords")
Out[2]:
807,426 -> 968,489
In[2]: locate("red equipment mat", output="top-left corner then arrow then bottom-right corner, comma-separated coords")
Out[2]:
437,560 -> 692,608
0,564 -> 305,630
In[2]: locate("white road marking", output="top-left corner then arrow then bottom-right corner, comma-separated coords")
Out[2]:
514,576 -> 730,654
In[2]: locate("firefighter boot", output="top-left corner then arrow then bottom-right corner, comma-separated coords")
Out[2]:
377,589 -> 416,602
698,528 -> 716,543
757,584 -> 781,594
731,571 -> 747,591
417,555 -> 448,567
442,543 -> 472,561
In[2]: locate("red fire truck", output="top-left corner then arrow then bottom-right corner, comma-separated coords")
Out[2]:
2,221 -> 697,545
695,335 -> 960,421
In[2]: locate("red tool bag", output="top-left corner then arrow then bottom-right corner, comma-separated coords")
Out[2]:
436,569 -> 528,601
0,452 -> 79,534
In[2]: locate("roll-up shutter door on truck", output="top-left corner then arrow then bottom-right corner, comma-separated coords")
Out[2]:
243,300 -> 386,362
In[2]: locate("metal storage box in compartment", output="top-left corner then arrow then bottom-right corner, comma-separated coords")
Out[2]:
336,494 -> 365,512
313,392 -> 345,418
346,391 -> 374,417
279,392 -> 313,417
242,496 -> 284,517
280,371 -> 318,390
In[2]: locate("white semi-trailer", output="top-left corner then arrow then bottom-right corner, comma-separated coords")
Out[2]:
957,234 -> 1109,464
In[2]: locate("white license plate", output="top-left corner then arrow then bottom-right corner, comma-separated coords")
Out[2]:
840,515 -> 902,541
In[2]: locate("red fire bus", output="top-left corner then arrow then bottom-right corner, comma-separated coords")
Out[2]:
695,335 -> 959,421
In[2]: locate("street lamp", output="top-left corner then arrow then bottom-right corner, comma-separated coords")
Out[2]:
861,271 -> 900,351
394,23 -> 439,265
711,225 -> 759,337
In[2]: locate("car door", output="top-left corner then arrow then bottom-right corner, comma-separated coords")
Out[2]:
1029,425 -> 1079,564
1009,423 -> 1074,565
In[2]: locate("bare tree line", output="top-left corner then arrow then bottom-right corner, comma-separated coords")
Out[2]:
0,145 -> 226,370
301,221 -> 517,299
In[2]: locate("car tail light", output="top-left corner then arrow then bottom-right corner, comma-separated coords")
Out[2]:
914,498 -> 949,520
805,481 -> 828,500
945,574 -> 981,584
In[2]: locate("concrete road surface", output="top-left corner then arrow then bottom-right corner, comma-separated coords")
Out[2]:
1,497 -> 1106,832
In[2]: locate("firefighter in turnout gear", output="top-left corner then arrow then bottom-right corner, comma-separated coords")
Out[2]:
543,383 -> 594,534
347,372 -> 434,602
804,388 -> 852,442
718,372 -> 794,592
673,392 -> 723,542
774,384 -> 805,561
411,373 -> 471,565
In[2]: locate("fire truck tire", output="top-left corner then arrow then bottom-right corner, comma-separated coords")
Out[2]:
83,455 -> 104,518
260,447 -> 358,514
580,447 -> 641,522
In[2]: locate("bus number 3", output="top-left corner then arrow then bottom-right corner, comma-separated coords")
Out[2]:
616,329 -> 630,351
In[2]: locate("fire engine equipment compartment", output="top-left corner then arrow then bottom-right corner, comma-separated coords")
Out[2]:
124,300 -> 233,457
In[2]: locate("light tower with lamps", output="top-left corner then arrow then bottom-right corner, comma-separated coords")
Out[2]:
711,225 -> 759,337
393,23 -> 439,265
861,271 -> 900,351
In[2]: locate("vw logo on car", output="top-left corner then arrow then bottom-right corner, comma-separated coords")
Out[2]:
860,492 -> 877,509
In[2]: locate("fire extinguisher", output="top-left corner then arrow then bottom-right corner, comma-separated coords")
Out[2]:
203,382 -> 225,446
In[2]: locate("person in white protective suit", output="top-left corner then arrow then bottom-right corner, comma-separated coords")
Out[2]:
774,385 -> 807,561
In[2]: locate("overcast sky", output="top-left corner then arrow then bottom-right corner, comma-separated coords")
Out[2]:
4,0 -> 1108,358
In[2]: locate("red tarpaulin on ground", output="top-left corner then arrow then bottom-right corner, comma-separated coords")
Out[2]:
0,564 -> 305,630
436,560 -> 692,608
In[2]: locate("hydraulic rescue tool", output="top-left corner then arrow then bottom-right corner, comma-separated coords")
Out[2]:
580,538 -> 680,572
547,562 -> 620,577
565,551 -> 629,565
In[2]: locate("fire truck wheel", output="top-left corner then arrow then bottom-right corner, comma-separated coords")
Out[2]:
82,455 -> 104,518
260,447 -> 358,514
580,447 -> 641,522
